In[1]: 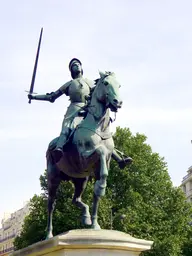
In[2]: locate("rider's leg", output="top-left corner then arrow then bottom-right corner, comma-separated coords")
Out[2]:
53,118 -> 70,162
55,131 -> 68,150
112,149 -> 133,169
55,117 -> 71,151
53,129 -> 69,162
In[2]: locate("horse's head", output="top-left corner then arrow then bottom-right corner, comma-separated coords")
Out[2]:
95,71 -> 122,112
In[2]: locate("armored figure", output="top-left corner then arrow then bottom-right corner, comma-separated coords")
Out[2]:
28,58 -> 132,168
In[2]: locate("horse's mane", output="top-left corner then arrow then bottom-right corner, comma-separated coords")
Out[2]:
95,71 -> 114,85
86,71 -> 115,106
92,71 -> 114,93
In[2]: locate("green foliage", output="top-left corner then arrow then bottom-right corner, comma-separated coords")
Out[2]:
181,226 -> 192,256
14,127 -> 192,256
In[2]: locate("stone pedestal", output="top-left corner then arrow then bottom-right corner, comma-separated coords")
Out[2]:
11,229 -> 153,256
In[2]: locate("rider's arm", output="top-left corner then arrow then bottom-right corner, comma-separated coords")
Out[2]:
28,81 -> 71,103
59,81 -> 71,96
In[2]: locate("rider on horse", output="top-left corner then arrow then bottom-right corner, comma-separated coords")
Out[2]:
28,58 -> 132,168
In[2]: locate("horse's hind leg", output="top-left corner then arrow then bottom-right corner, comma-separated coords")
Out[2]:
72,177 -> 91,226
46,162 -> 61,239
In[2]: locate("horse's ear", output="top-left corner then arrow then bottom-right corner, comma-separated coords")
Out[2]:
99,70 -> 105,78
107,71 -> 115,76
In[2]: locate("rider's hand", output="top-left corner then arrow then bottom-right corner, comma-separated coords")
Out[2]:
49,96 -> 55,103
28,94 -> 34,100
46,92 -> 55,103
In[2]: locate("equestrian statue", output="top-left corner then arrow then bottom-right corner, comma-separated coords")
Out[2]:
28,28 -> 132,239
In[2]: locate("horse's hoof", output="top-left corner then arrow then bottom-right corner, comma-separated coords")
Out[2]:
82,215 -> 92,226
91,223 -> 101,230
94,180 -> 106,197
46,233 -> 53,240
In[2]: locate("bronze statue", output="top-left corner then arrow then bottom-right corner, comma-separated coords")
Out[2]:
28,27 -> 133,239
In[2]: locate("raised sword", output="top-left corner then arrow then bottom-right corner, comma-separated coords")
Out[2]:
27,28 -> 43,103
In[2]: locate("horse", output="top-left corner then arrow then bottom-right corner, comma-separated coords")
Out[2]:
46,71 -> 122,239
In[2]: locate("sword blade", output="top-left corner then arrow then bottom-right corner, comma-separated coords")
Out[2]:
28,27 -> 43,104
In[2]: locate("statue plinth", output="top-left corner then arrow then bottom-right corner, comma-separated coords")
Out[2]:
11,229 -> 153,256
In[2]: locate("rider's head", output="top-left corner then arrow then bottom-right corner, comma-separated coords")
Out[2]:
69,58 -> 83,79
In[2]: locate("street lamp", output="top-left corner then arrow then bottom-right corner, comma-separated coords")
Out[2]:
110,208 -> 126,230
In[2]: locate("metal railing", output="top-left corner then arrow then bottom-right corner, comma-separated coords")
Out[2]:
0,234 -> 15,243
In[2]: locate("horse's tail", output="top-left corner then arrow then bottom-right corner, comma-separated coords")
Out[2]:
46,148 -> 54,165
46,137 -> 59,164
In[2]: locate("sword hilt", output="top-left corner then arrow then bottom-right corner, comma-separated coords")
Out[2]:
25,91 -> 37,104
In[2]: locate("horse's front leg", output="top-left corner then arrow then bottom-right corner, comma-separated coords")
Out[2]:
72,177 -> 91,226
91,145 -> 108,229
91,193 -> 101,229
94,145 -> 108,197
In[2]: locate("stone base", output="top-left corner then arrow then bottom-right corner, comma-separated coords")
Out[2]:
11,229 -> 153,256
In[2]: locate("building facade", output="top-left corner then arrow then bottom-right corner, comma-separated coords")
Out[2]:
0,203 -> 30,255
181,166 -> 192,202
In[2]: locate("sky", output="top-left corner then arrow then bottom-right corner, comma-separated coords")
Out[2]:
0,0 -> 192,225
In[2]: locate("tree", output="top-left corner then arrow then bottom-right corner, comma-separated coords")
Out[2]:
14,127 -> 192,256
14,195 -> 47,249
181,226 -> 192,256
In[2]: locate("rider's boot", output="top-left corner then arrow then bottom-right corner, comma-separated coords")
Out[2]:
118,157 -> 133,169
53,134 -> 67,162
112,149 -> 133,169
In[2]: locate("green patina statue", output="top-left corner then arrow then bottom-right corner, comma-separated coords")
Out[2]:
28,40 -> 132,237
